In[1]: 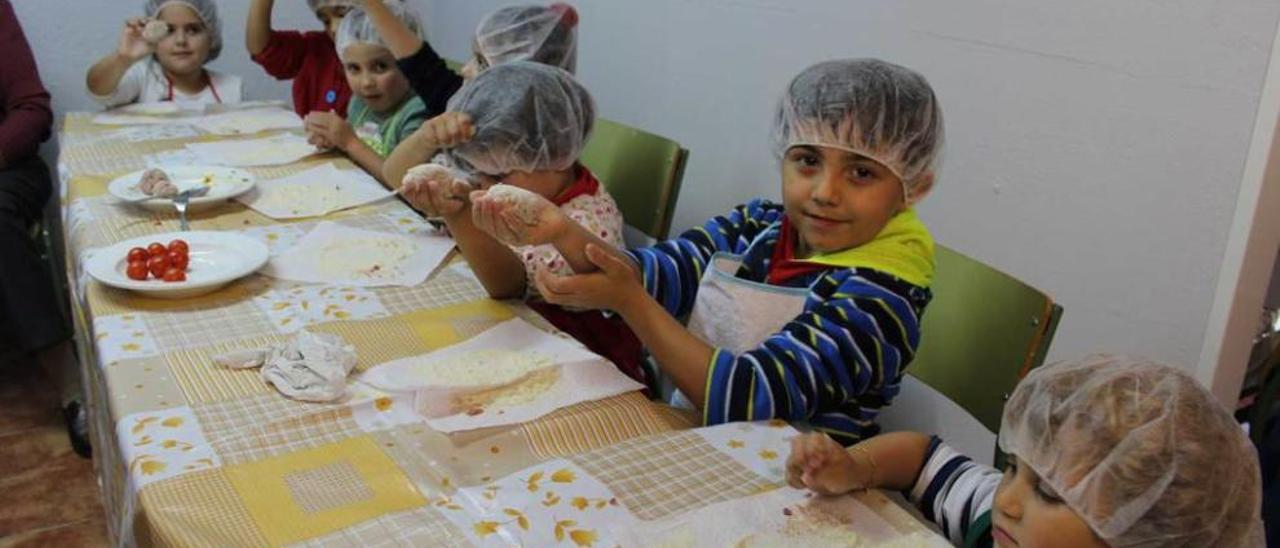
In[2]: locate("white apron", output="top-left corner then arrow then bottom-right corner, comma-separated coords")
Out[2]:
670,229 -> 810,408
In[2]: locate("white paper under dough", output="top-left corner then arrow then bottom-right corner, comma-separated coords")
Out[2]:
612,487 -> 950,548
357,317 -> 644,432
262,221 -> 453,287
236,163 -> 391,219
184,133 -> 319,167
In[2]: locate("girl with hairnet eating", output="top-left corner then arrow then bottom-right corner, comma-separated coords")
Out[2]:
87,0 -> 242,108
787,355 -> 1266,547
399,62 -> 647,383
303,4 -> 428,182
463,58 -> 941,444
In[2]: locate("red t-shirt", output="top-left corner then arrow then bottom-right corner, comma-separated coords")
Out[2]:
251,30 -> 350,117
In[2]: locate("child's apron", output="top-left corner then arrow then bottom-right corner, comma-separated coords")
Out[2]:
351,103 -> 415,157
671,227 -> 809,409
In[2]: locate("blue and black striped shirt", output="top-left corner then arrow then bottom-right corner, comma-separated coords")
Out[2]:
627,199 -> 932,444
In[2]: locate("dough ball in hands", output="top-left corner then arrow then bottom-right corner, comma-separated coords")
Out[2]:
142,19 -> 169,43
479,184 -> 546,225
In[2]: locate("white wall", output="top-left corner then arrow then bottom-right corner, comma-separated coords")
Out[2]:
416,0 -> 1280,374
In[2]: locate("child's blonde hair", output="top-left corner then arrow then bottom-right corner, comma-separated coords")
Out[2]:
999,354 -> 1263,547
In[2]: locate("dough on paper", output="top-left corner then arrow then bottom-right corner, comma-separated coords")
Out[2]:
413,350 -> 559,416
314,234 -> 418,282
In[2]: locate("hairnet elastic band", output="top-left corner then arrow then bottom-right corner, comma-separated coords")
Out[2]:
784,141 -> 911,204
151,0 -> 207,25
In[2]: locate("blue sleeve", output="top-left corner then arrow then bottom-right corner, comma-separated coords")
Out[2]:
625,199 -> 784,318
701,268 -> 928,445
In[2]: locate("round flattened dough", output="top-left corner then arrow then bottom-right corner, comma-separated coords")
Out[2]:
142,19 -> 170,43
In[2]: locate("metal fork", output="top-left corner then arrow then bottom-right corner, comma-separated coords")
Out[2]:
173,186 -> 209,231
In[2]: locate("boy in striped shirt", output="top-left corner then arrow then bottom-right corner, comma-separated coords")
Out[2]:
468,58 -> 942,445
787,355 -> 1264,547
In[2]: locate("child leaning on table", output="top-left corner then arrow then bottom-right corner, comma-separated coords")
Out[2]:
246,0 -> 359,117
398,62 -> 647,383
87,0 -> 242,108
787,355 -> 1265,548
465,58 -> 942,444
303,4 -> 428,184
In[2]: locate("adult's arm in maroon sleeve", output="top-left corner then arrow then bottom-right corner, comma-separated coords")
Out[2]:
0,0 -> 52,169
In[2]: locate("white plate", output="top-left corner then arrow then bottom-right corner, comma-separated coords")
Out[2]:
108,166 -> 256,212
86,231 -> 269,299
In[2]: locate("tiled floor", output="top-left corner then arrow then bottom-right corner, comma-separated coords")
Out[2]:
0,360 -> 109,547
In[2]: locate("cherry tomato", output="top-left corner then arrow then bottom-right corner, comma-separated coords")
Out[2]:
127,247 -> 148,263
126,260 -> 149,281
147,254 -> 169,277
162,267 -> 186,282
167,250 -> 189,271
168,239 -> 189,254
147,242 -> 167,258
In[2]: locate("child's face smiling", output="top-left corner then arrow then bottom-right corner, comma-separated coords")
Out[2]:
342,44 -> 412,114
991,457 -> 1107,548
780,145 -> 912,257
153,4 -> 210,77
316,6 -> 351,41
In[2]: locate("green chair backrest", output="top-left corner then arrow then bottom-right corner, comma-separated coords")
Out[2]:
580,118 -> 688,241
907,245 -> 1064,433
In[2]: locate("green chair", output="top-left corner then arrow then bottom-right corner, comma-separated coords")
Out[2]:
904,244 -> 1064,433
580,118 -> 689,241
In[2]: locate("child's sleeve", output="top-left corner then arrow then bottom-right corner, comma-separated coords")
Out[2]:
906,437 -> 1001,547
250,30 -> 310,80
394,41 -> 463,117
89,62 -> 145,109
700,268 -> 929,444
626,199 -> 783,318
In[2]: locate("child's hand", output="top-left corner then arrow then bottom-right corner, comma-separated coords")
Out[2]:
534,244 -> 644,313
469,185 -> 566,247
399,164 -> 472,218
786,433 -> 872,496
304,111 -> 355,152
416,112 -> 475,150
117,17 -> 154,61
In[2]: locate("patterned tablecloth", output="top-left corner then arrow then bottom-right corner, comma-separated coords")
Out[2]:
56,111 -> 943,547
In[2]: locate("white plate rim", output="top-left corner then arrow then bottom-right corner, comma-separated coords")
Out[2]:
108,166 -> 256,205
85,231 -> 269,294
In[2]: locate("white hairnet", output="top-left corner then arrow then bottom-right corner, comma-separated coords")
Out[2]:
475,3 -> 578,73
445,61 -> 594,175
998,355 -> 1264,547
307,0 -> 359,11
774,58 -> 944,191
335,5 -> 422,61
144,0 -> 223,61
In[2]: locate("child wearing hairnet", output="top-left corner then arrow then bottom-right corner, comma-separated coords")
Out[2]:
246,0 -> 358,117
303,5 -> 428,183
788,355 -> 1265,547
465,59 -> 940,444
360,0 -> 579,189
399,62 -> 646,382
87,0 -> 242,108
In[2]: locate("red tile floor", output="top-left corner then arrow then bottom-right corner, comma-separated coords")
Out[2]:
0,360 -> 108,547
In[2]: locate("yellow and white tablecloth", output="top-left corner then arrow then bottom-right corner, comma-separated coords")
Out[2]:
56,112 -> 942,547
